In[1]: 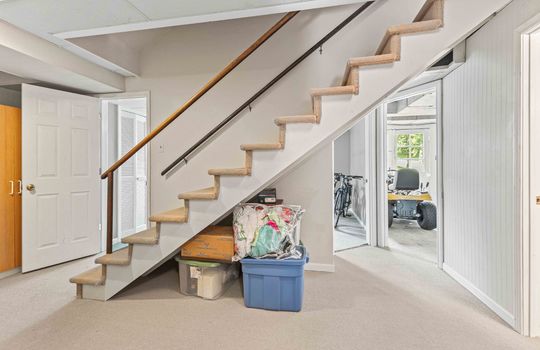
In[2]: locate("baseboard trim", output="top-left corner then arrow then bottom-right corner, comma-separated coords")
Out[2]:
350,210 -> 367,230
305,263 -> 335,272
443,263 -> 515,328
0,267 -> 21,280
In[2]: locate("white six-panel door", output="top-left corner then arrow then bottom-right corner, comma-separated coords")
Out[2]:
22,84 -> 100,272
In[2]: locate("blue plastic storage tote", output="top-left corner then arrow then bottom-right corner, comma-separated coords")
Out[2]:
240,246 -> 308,312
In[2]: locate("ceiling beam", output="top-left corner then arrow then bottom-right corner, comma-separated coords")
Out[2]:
0,19 -> 125,93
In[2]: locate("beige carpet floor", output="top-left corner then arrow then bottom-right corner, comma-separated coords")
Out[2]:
0,247 -> 538,350
389,219 -> 438,263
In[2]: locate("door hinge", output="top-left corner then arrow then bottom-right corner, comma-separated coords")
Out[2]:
99,167 -> 102,174
98,224 -> 102,231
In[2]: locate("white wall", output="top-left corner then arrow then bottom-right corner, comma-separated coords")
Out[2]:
0,86 -> 20,107
441,0 -> 540,328
334,130 -> 351,174
271,144 -> 334,269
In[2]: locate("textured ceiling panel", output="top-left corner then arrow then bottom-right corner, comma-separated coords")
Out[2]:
126,0 -> 306,20
0,0 -> 147,34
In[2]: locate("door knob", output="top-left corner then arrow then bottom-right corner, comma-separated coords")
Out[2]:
26,184 -> 35,192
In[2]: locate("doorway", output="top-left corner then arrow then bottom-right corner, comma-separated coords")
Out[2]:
333,111 -> 376,252
100,96 -> 149,251
380,82 -> 443,265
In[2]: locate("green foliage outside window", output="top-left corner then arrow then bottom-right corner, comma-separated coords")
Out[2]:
396,133 -> 424,160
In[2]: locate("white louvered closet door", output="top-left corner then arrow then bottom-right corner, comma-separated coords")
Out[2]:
118,110 -> 147,239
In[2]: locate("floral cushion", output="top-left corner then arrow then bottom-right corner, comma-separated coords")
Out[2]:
232,204 -> 303,260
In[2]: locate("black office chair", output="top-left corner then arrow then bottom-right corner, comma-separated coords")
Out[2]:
394,168 -> 420,191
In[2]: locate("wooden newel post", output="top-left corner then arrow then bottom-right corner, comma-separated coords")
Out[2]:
106,173 -> 114,254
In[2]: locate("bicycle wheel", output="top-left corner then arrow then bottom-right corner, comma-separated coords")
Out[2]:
334,189 -> 344,215
344,185 -> 352,216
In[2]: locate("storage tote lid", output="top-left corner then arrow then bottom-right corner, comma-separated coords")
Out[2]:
174,256 -> 221,268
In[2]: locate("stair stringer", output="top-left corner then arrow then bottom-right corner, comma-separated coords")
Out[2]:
81,223 -> 192,300
83,0 -> 510,301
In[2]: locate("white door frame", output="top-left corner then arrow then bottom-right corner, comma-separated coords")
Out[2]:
375,80 -> 444,268
515,13 -> 540,337
375,104 -> 388,248
366,110 -> 378,246
97,91 -> 151,251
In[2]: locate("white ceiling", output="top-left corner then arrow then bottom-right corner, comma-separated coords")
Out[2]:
388,91 -> 436,118
0,0 -> 366,76
0,0 -> 365,38
107,97 -> 147,116
0,71 -> 36,86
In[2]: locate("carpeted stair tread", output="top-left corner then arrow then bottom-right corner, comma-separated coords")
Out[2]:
274,115 -> 318,125
69,266 -> 105,286
178,186 -> 218,200
95,247 -> 131,266
208,167 -> 250,176
310,85 -> 356,97
240,143 -> 283,151
121,227 -> 159,245
149,207 -> 188,223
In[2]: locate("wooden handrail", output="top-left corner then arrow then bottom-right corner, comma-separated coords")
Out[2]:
101,11 -> 298,180
160,2 -> 374,176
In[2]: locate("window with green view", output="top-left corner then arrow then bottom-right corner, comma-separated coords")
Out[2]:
396,133 -> 424,160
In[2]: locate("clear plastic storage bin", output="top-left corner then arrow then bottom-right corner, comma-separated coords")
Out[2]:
175,257 -> 239,300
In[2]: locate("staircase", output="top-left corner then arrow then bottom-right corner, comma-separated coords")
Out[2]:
70,0 -> 509,300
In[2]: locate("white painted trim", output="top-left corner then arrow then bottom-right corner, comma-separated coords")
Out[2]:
515,11 -> 540,337
0,267 -> 21,280
443,263 -> 516,328
0,20 -> 124,92
350,209 -> 367,230
56,0 -> 373,39
375,105 -> 388,247
305,262 -> 335,272
366,111 -> 378,247
435,80 -> 444,269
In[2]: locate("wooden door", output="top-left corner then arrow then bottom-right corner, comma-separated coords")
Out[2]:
0,105 -> 21,273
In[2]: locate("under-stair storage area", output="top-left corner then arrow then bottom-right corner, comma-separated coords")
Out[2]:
0,104 -> 21,275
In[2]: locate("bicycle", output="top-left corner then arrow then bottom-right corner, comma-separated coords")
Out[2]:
334,173 -> 363,228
